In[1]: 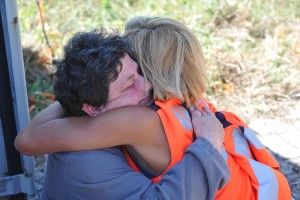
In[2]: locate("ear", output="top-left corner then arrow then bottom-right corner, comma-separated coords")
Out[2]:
82,103 -> 101,117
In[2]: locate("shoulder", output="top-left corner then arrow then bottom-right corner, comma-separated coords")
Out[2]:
100,105 -> 161,129
105,105 -> 158,118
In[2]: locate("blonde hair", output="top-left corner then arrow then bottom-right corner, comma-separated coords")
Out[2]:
124,17 -> 207,108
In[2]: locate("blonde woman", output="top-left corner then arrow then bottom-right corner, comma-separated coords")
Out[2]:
16,17 -> 290,199
123,17 -> 291,200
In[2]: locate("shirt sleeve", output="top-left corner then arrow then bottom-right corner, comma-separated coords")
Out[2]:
65,138 -> 230,200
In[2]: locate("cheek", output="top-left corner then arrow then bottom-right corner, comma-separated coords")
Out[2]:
128,87 -> 145,96
108,85 -> 120,101
120,87 -> 145,102
126,86 -> 144,96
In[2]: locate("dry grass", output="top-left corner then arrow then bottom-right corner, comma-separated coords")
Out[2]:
200,1 -> 300,122
17,0 -> 300,119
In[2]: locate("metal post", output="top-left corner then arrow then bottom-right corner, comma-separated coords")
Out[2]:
0,0 -> 37,199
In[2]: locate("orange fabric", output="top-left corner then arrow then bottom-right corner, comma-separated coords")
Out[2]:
207,103 -> 290,199
124,98 -> 291,199
272,168 -> 292,200
124,98 -> 193,183
216,153 -> 256,199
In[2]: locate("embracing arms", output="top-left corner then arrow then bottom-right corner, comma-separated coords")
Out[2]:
15,101 -> 225,156
15,101 -> 166,155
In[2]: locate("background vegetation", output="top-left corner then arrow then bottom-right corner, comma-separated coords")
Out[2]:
16,0 -> 300,197
17,0 -> 300,121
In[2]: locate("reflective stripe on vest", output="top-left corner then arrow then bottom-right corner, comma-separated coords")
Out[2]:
214,108 -> 291,200
124,98 -> 291,199
171,106 -> 192,132
231,127 -> 280,199
249,159 -> 279,199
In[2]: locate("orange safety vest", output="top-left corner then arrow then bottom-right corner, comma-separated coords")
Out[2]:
124,98 -> 291,199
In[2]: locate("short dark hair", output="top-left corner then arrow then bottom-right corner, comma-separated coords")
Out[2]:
53,29 -> 135,116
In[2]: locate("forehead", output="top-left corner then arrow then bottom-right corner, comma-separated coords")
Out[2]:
120,53 -> 136,69
119,54 -> 137,75
110,54 -> 137,88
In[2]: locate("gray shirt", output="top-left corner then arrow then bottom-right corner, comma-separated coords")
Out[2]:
41,138 -> 229,200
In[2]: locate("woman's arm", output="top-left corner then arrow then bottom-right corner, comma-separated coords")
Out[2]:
15,102 -> 164,155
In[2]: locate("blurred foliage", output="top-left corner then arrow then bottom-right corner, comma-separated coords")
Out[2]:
17,0 -> 300,118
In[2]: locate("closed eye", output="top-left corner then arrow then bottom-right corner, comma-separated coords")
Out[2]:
122,79 -> 135,92
125,83 -> 134,90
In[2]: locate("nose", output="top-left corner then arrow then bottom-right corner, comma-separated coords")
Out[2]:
136,74 -> 153,92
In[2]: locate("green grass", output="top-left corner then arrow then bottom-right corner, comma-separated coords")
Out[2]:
17,0 -> 300,118
26,77 -> 53,117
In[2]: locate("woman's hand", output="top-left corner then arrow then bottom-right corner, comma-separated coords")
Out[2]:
191,103 -> 224,152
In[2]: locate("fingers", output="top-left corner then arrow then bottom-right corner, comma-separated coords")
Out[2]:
195,100 -> 213,116
192,99 -> 214,116
191,108 -> 202,119
192,103 -> 201,111
203,103 -> 214,116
